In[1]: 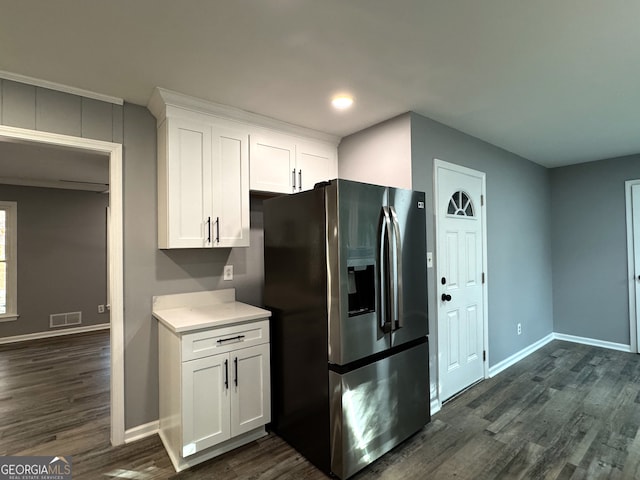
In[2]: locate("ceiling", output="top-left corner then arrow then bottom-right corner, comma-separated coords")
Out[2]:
1,0 -> 639,168
0,139 -> 109,192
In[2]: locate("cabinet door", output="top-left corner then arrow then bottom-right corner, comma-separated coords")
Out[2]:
182,353 -> 230,456
230,343 -> 271,436
249,134 -> 296,194
161,117 -> 212,248
295,141 -> 337,192
212,125 -> 250,247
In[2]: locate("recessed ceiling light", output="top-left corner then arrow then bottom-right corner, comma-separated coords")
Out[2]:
331,95 -> 354,110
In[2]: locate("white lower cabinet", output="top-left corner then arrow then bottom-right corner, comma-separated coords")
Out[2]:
181,344 -> 271,456
158,318 -> 271,472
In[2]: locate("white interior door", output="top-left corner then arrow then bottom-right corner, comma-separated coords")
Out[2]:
435,160 -> 487,403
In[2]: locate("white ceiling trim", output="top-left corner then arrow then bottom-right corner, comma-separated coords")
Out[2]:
0,177 -> 109,193
0,70 -> 124,105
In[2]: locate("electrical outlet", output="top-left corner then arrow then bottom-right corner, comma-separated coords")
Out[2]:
426,252 -> 433,268
517,323 -> 522,335
223,265 -> 233,281
98,305 -> 105,314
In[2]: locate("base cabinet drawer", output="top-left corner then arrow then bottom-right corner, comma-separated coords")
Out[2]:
181,319 -> 269,361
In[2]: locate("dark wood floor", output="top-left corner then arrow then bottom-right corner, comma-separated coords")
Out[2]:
1,332 -> 640,479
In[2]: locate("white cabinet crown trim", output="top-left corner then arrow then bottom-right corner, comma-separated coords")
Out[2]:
148,87 -> 339,146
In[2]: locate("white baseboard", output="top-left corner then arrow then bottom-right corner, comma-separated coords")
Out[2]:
489,333 -> 555,378
436,331 -> 633,408
553,332 -> 632,353
0,323 -> 110,345
125,420 -> 159,443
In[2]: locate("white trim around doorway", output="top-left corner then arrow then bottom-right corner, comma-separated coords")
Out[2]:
0,124 -> 125,446
625,179 -> 640,353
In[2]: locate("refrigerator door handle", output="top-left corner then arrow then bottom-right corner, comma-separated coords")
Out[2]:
390,206 -> 404,329
380,206 -> 394,333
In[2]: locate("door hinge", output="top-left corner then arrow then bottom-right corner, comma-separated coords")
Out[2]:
483,350 -> 486,362
481,194 -> 484,206
482,272 -> 485,284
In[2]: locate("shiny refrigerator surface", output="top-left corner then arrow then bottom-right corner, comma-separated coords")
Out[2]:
264,179 -> 429,479
329,341 -> 429,479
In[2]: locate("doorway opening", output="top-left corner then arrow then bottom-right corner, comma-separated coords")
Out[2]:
0,124 -> 124,445
625,179 -> 640,353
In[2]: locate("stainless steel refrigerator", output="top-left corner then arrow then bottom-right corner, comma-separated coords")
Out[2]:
264,179 -> 430,479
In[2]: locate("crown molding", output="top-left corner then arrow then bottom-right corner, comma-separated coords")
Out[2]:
0,70 -> 123,105
148,87 -> 340,145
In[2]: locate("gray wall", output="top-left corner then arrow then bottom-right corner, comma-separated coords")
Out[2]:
0,80 -> 123,143
0,185 -> 109,337
123,102 -> 266,428
550,154 -> 640,345
410,113 -> 554,370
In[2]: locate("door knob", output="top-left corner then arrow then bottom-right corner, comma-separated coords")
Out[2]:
441,293 -> 452,302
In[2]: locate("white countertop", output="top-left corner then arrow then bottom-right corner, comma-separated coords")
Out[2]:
152,289 -> 271,334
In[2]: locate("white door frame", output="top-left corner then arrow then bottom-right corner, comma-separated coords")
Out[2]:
0,124 -> 125,445
433,158 -> 489,407
625,179 -> 640,353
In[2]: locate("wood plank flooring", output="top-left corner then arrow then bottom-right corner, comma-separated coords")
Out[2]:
1,332 -> 640,479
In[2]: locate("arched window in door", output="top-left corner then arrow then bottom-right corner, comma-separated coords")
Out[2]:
447,190 -> 475,217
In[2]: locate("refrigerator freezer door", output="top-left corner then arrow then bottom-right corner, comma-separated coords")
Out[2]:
388,187 -> 429,347
327,180 -> 391,365
329,340 -> 430,479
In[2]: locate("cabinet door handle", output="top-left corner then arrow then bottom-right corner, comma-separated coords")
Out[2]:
206,217 -> 211,244
292,169 -> 296,192
217,335 -> 245,344
234,357 -> 238,387
224,359 -> 229,389
215,216 -> 220,244
298,169 -> 302,191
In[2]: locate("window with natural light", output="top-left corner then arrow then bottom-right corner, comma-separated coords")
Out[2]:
0,201 -> 17,320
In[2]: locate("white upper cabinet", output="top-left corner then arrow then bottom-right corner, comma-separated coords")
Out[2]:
149,88 -> 250,249
149,88 -> 339,245
156,115 -> 250,249
296,140 -> 337,191
249,134 -> 296,194
158,117 -> 213,248
212,125 -> 250,248
250,133 -> 337,194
